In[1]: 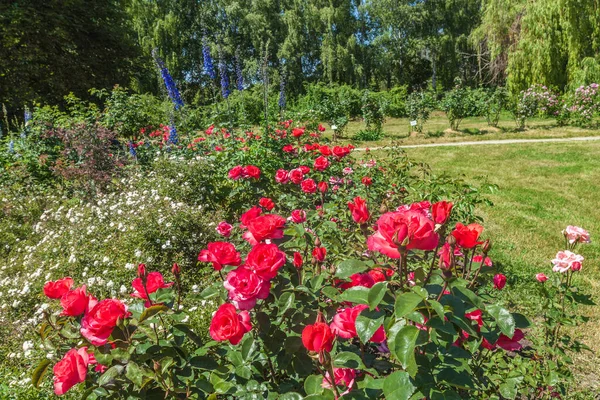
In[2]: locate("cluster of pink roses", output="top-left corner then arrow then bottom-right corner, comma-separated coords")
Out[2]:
534,226 -> 591,280
200,206 -> 292,345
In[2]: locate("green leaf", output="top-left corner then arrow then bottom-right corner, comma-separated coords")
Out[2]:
189,356 -> 219,371
367,282 -> 388,310
321,286 -> 340,301
499,377 -> 523,400
241,335 -> 256,361
430,389 -> 462,400
173,324 -> 204,346
339,286 -> 370,305
355,309 -> 385,344
278,292 -> 295,315
438,368 -> 475,390
98,365 -> 124,386
304,374 -> 324,395
126,361 -> 143,387
31,359 -> 51,389
395,292 -> 423,319
334,351 -> 365,369
139,304 -> 169,323
335,259 -> 368,279
279,393 -> 303,400
390,325 -> 419,377
428,300 -> 446,320
382,371 -> 416,400
487,304 -> 516,337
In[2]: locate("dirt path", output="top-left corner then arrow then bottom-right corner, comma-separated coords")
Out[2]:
355,135 -> 600,151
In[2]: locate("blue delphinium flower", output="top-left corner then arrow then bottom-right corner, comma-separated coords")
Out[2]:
278,72 -> 286,109
128,141 -> 137,158
219,58 -> 230,99
203,38 -> 217,80
235,52 -> 244,91
152,49 -> 184,109
168,124 -> 178,145
8,140 -> 14,154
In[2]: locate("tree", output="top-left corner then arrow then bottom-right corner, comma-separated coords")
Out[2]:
0,0 -> 141,118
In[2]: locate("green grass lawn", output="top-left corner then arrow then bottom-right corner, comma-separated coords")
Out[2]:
335,112 -> 600,148
400,141 -> 600,391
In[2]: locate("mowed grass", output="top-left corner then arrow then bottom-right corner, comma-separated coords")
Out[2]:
335,112 -> 600,148
400,141 -> 600,390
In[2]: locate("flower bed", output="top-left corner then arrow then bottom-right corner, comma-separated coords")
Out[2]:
17,121 -> 593,398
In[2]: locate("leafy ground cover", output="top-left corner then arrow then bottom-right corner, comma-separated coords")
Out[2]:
400,141 -> 600,392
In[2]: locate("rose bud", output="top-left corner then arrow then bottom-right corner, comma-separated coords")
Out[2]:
535,273 -> 548,282
493,273 -> 507,290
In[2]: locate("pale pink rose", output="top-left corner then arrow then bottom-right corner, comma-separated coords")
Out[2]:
342,167 -> 354,175
551,250 -> 584,273
563,226 -> 591,244
535,273 -> 548,282
322,368 -> 356,395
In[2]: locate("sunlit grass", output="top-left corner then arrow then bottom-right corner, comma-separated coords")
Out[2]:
329,112 -> 600,148
401,141 -> 600,392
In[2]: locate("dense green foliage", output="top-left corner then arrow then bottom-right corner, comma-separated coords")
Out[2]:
3,0 -> 600,121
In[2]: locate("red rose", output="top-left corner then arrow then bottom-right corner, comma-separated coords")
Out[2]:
318,124 -> 326,132
240,206 -> 262,227
216,221 -> 233,237
228,165 -> 243,180
243,214 -> 286,245
292,128 -> 305,137
293,252 -> 303,269
224,266 -> 271,310
451,223 -> 484,248
282,145 -> 295,153
198,242 -> 242,271
319,145 -> 332,156
301,179 -> 317,193
312,246 -> 327,262
331,305 -> 386,343
318,181 -> 328,193
275,169 -> 289,184
302,322 -> 334,352
289,168 -> 304,184
496,329 -> 524,351
333,146 -> 350,158
209,303 -> 252,345
291,209 -> 306,223
339,273 -> 375,290
313,156 -> 330,171
80,299 -> 129,346
367,268 -> 387,283
259,197 -> 275,211
43,277 -> 74,299
348,196 -> 370,224
367,210 -> 439,258
60,286 -> 94,317
299,165 -> 311,174
361,176 -> 373,186
53,347 -> 92,395
493,273 -> 507,290
245,243 -> 287,280
131,272 -> 174,306
242,165 -> 261,179
431,201 -> 453,225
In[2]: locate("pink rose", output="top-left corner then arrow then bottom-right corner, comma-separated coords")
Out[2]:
563,226 -> 591,244
53,347 -> 92,395
367,210 -> 439,258
493,273 -> 507,290
331,305 -> 385,342
313,156 -> 330,171
245,243 -> 287,280
224,266 -> 270,310
80,299 -> 130,346
198,242 -> 242,271
551,250 -> 584,273
275,169 -> 289,184
322,368 -> 356,394
535,273 -> 548,282
216,221 -> 233,237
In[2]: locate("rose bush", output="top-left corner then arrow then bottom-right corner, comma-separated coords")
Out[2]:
26,121 -> 592,398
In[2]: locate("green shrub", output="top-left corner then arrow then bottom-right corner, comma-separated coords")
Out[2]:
406,91 -> 435,133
